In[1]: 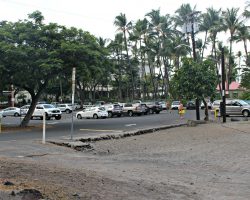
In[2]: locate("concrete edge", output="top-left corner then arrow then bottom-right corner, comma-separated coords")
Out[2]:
48,122 -> 189,150
48,120 -> 214,150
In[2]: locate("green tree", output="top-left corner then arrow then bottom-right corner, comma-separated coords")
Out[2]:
0,13 -> 64,127
114,13 -> 135,100
171,58 -> 217,120
222,8 -> 243,90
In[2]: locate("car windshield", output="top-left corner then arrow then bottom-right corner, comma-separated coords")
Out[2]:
172,101 -> 180,105
98,107 -> 105,111
43,104 -> 55,109
238,100 -> 249,106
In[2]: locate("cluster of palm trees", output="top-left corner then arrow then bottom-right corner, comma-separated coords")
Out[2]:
106,3 -> 250,101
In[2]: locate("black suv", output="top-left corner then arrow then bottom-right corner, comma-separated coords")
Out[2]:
186,101 -> 196,110
142,102 -> 162,114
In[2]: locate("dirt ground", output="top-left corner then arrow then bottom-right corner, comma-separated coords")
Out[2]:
0,121 -> 250,200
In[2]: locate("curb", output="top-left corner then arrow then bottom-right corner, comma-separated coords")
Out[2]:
49,122 -> 188,150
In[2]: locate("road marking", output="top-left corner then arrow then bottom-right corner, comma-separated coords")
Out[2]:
125,124 -> 137,127
80,129 -> 121,132
47,122 -> 58,125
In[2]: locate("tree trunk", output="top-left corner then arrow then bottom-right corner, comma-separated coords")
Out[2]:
201,31 -> 208,60
20,86 -> 45,127
163,56 -> 171,99
123,30 -> 135,100
244,40 -> 248,58
202,98 -> 209,121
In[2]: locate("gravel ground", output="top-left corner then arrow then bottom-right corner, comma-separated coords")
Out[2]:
0,121 -> 250,200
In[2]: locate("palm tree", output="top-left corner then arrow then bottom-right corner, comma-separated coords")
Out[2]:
131,18 -> 149,99
145,9 -> 162,99
174,4 -> 195,27
233,25 -> 250,58
222,8 -> 243,91
200,8 -> 222,60
236,51 -> 242,82
174,3 -> 196,45
108,33 -> 124,101
114,13 -> 135,100
243,1 -> 250,18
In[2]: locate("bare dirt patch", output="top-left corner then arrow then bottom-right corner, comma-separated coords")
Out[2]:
0,122 -> 250,199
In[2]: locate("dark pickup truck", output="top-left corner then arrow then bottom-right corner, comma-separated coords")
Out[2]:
141,102 -> 163,114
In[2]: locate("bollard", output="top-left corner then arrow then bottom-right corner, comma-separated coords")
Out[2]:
214,109 -> 218,119
42,112 -> 46,144
0,117 -> 1,134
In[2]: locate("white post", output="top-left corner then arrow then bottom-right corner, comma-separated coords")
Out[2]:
11,84 -> 15,107
70,67 -> 76,140
42,111 -> 46,144
0,116 -> 2,134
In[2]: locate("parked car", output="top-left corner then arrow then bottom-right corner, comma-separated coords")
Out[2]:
76,107 -> 108,119
171,101 -> 180,110
201,101 -> 212,109
157,101 -> 167,110
21,104 -> 62,120
122,103 -> 145,117
0,107 -> 21,117
20,105 -> 30,115
142,102 -> 162,114
186,101 -> 196,110
0,110 -> 4,118
104,104 -> 122,118
243,100 -> 250,105
57,104 -> 73,113
72,103 -> 81,110
212,99 -> 250,117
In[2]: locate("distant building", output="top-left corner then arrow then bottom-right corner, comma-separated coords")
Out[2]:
216,81 -> 245,98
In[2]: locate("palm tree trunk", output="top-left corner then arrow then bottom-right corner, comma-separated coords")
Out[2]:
228,38 -> 233,92
123,30 -> 135,100
201,31 -> 208,59
163,56 -> 170,99
244,39 -> 248,57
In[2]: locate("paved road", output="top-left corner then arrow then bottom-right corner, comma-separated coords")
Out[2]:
0,109 -> 212,141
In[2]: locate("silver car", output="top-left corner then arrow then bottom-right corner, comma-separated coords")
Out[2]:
1,107 -> 21,117
212,99 -> 250,117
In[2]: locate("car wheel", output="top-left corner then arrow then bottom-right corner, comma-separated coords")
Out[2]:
45,113 -> 50,120
149,109 -> 153,114
14,112 -> 19,117
242,110 -> 249,117
93,114 -> 98,119
108,112 -> 112,118
128,111 -> 133,117
156,111 -> 160,114
55,115 -> 61,120
77,114 -> 82,119
65,109 -> 70,114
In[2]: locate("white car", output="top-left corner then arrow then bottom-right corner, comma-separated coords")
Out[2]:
201,101 -> 212,109
76,107 -> 108,119
0,110 -> 3,118
21,104 -> 62,120
72,103 -> 81,110
33,104 -> 62,120
57,104 -> 73,113
171,101 -> 180,110
1,107 -> 21,117
20,105 -> 30,115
